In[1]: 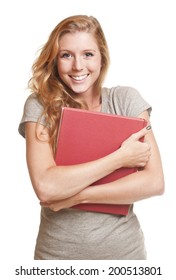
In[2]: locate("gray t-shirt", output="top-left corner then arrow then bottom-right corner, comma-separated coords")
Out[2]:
19,86 -> 151,260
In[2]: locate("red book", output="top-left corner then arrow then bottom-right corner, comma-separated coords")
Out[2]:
55,107 -> 147,215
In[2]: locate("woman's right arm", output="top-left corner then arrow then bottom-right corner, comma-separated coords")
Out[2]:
25,122 -> 151,203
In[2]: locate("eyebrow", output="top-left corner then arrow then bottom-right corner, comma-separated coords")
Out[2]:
59,49 -> 97,53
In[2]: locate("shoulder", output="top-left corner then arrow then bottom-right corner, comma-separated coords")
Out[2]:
18,93 -> 45,138
24,93 -> 43,115
104,85 -> 141,100
102,86 -> 151,117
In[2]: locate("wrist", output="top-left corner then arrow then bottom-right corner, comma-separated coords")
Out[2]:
111,148 -> 124,169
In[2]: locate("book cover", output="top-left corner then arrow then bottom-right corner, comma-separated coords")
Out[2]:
55,107 -> 147,215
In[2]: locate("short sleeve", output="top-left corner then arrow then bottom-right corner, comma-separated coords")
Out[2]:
102,86 -> 152,117
18,93 -> 45,138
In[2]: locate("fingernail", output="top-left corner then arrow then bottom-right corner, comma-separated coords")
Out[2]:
146,125 -> 152,130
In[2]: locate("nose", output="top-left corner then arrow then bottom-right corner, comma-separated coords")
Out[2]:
72,56 -> 84,71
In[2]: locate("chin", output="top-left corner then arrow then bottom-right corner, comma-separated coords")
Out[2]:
70,86 -> 90,95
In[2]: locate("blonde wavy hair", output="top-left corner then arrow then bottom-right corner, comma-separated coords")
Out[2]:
28,15 -> 110,153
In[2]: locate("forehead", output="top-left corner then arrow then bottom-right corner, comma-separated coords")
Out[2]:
59,31 -> 99,50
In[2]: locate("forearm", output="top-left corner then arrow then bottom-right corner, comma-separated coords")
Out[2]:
77,168 -> 164,205
42,167 -> 164,212
34,149 -> 123,202
42,134 -> 165,210
38,131 -> 151,202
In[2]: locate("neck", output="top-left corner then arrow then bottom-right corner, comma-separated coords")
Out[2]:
86,96 -> 102,111
88,101 -> 102,112
79,88 -> 102,112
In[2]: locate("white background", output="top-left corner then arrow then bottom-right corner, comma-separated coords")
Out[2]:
1,0 -> 176,279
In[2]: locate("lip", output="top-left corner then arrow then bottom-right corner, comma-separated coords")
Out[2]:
69,74 -> 89,81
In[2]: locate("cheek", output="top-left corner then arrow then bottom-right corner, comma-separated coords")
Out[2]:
57,61 -> 70,75
90,57 -> 102,72
91,62 -> 101,75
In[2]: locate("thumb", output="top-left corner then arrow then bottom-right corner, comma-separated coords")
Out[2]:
132,125 -> 152,141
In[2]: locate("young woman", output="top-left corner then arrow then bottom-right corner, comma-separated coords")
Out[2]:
18,15 -> 164,260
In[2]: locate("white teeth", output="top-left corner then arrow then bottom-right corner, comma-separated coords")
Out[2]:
71,74 -> 88,81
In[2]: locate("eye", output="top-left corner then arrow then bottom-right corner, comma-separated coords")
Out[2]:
61,53 -> 72,59
84,52 -> 94,58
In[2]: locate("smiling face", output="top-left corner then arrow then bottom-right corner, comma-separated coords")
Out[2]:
57,31 -> 102,97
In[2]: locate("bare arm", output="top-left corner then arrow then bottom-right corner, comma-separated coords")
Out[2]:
42,111 -> 164,211
25,114 -> 151,202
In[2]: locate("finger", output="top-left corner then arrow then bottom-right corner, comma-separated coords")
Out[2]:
132,125 -> 152,141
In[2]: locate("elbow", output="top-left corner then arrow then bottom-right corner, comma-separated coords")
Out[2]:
33,177 -> 67,203
159,180 -> 165,196
152,173 -> 165,196
33,179 -> 54,203
33,180 -> 49,203
156,181 -> 165,196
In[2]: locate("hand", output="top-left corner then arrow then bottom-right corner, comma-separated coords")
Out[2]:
40,195 -> 79,212
119,125 -> 152,168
